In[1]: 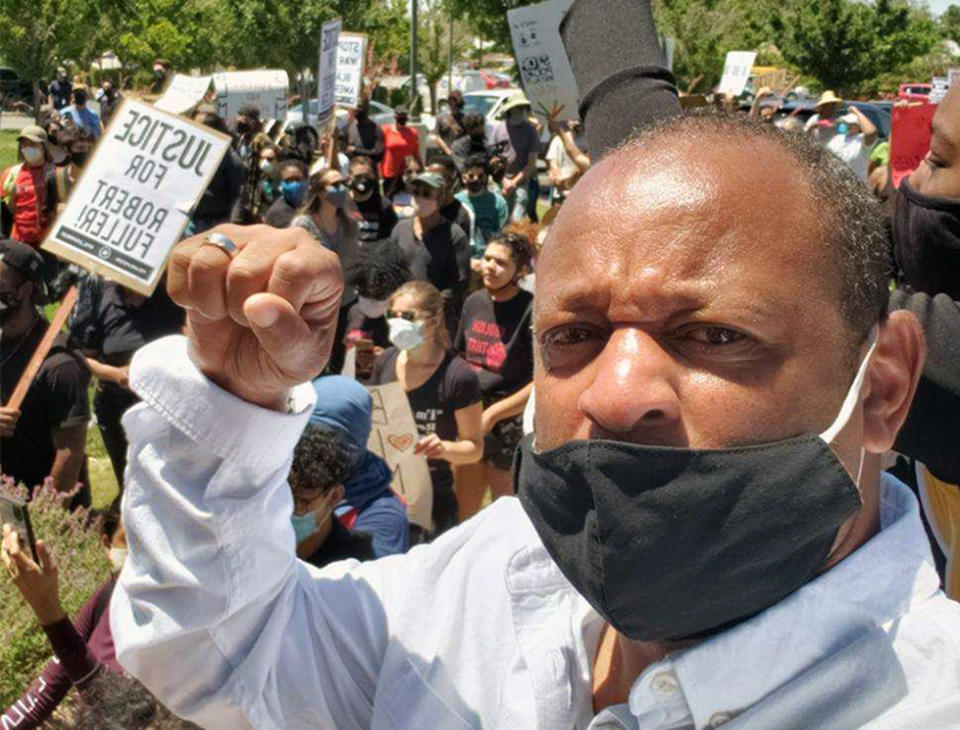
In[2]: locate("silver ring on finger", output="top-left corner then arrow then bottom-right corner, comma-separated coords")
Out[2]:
201,232 -> 238,257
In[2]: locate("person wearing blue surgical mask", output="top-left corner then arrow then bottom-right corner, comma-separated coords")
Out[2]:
264,159 -> 308,229
288,423 -> 377,568
825,107 -> 877,183
369,280 -> 484,538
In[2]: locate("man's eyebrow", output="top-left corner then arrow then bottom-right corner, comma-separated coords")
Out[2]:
931,119 -> 958,151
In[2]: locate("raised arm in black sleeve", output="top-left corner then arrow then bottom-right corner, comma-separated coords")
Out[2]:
560,0 -> 681,158
889,290 -> 960,483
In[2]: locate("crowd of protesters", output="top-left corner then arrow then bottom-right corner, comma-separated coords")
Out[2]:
2,0 -> 960,725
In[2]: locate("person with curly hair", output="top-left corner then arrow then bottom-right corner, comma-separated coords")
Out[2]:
453,231 -> 535,520
343,240 -> 411,381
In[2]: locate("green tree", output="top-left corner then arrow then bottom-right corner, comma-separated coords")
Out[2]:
445,0 -> 536,53
940,4 -> 960,44
417,0 -> 473,112
772,0 -> 939,95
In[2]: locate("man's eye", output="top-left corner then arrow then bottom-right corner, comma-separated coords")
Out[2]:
682,326 -> 746,346
539,324 -> 606,370
543,325 -> 602,347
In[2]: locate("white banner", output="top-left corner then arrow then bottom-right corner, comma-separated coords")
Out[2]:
335,32 -> 367,109
931,76 -> 950,104
318,18 -> 342,125
508,0 -> 580,123
716,51 -> 757,96
154,74 -> 212,115
42,100 -> 231,295
212,70 -> 289,123
366,383 -> 433,531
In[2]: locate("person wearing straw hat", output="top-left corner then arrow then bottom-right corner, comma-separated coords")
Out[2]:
804,89 -> 844,140
1,126 -> 59,249
491,91 -> 540,222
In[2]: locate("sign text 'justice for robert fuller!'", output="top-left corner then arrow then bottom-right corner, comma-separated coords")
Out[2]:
42,99 -> 231,295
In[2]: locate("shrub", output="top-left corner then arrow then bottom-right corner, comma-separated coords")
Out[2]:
0,477 -> 113,707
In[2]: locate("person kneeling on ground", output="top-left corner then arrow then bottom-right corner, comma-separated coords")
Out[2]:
298,375 -> 409,561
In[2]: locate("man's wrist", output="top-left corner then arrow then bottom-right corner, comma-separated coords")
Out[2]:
206,373 -> 292,412
34,600 -> 66,626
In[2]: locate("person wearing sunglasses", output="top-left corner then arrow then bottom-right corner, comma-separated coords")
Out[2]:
292,168 -> 360,372
368,280 -> 483,538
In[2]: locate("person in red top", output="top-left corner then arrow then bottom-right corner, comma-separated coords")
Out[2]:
1,126 -> 56,248
380,106 -> 421,197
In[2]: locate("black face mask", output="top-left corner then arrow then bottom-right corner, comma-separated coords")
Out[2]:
236,120 -> 250,135
351,176 -> 375,195
892,178 -> 960,300
70,150 -> 88,167
0,291 -> 24,324
465,178 -> 485,194
396,115 -> 408,126
516,339 -> 875,642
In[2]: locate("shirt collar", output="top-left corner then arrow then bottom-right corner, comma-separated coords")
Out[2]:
629,472 -> 941,729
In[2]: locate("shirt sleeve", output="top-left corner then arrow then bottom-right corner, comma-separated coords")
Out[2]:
448,358 -> 483,411
110,335 -> 429,730
495,193 -> 509,228
351,498 -> 410,559
41,351 -> 91,430
546,136 -> 562,164
1,655 -> 72,729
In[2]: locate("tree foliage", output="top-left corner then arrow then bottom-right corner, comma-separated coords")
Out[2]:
417,0 -> 474,112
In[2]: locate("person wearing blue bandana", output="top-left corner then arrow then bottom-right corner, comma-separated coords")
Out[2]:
307,375 -> 409,558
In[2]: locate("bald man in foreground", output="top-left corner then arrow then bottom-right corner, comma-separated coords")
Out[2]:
109,114 -> 960,729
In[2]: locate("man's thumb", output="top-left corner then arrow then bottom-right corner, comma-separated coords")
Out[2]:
244,293 -> 315,369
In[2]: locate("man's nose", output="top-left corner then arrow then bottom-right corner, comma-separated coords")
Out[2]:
577,328 -> 681,434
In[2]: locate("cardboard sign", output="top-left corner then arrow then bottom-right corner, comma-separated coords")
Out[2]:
317,18 -> 342,125
931,76 -> 950,105
366,383 -> 433,531
154,74 -> 212,115
508,0 -> 580,122
212,70 -> 289,123
42,100 -> 231,294
335,32 -> 367,109
716,51 -> 757,96
890,102 -> 936,188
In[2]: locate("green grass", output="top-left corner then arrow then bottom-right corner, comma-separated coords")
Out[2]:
1,129 -> 19,169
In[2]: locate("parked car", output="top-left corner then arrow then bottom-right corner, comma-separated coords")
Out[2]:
898,83 -> 931,103
773,99 -> 891,140
0,67 -> 32,104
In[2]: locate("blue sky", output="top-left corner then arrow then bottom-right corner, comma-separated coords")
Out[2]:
926,0 -> 956,15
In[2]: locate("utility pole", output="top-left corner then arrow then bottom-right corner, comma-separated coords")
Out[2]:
410,0 -> 419,119
447,15 -> 454,100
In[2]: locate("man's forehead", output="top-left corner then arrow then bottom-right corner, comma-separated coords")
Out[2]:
538,135 -> 827,317
932,85 -> 960,150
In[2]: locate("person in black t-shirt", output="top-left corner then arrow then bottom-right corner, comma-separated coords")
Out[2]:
0,240 -> 90,506
451,113 -> 492,174
427,155 -> 473,290
288,424 -> 376,570
348,156 -> 399,244
346,100 -> 386,167
389,171 -> 468,333
264,159 -> 308,229
70,277 -> 185,500
453,231 -> 535,520
343,240 -> 411,381
369,281 -> 483,536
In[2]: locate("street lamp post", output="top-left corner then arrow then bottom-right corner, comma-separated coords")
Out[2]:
410,0 -> 419,119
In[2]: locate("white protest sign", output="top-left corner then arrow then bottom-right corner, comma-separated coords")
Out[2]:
212,70 -> 288,123
335,32 -> 367,109
931,76 -> 950,104
42,99 -> 231,295
716,51 -> 757,96
508,0 -> 580,122
366,383 -> 433,531
154,74 -> 212,115
317,18 -> 342,125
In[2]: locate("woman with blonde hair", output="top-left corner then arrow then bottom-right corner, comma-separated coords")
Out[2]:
369,280 -> 483,539
292,168 -> 360,371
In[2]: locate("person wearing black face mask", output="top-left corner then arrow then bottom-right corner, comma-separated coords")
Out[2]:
104,3 -> 960,728
96,80 -> 121,125
44,128 -> 91,242
0,239 -> 91,509
347,157 -> 398,243
450,113 -> 490,173
381,106 -> 421,197
346,100 -> 386,167
191,109 -> 245,231
60,86 -> 101,140
47,68 -> 72,111
454,154 -> 508,260
292,169 -> 361,372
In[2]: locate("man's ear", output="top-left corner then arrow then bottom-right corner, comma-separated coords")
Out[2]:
862,310 -> 925,453
330,484 -> 346,505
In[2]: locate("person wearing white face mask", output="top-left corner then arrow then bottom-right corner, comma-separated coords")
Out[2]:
1,509 -> 128,726
369,280 -> 484,537
389,171 -> 469,334
1,126 -> 58,250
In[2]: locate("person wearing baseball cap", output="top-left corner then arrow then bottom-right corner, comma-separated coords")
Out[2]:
389,170 -> 468,328
1,126 -> 59,254
0,239 -> 91,507
491,92 -> 539,222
